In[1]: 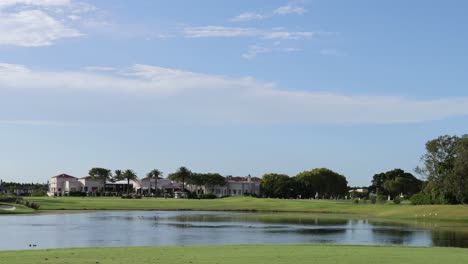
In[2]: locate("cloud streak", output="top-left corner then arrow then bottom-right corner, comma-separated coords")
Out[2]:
184,26 -> 314,40
1,63 -> 468,125
232,3 -> 307,22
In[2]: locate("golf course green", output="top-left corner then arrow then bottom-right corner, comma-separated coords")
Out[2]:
1,244 -> 467,264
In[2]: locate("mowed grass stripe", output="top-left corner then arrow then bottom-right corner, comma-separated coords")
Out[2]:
1,244 -> 468,264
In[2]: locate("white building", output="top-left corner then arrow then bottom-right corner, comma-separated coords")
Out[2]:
48,173 -> 183,196
133,177 -> 182,195
78,176 -> 103,193
186,175 -> 261,198
48,173 -> 82,196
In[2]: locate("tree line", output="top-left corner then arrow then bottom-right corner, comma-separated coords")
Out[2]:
261,168 -> 348,199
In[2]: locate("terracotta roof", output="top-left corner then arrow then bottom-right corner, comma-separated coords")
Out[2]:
51,173 -> 77,179
80,176 -> 93,180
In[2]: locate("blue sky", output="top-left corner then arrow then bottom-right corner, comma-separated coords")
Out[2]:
1,0 -> 467,186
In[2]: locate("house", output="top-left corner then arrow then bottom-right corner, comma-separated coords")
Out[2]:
186,175 -> 261,198
134,177 -> 182,195
78,176 -> 102,193
48,173 -> 134,196
48,174 -> 81,196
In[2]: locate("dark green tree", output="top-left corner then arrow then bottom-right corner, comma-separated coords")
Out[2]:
168,166 -> 192,192
89,167 -> 112,194
371,169 -> 422,198
294,168 -> 348,198
261,173 -> 293,198
416,134 -> 468,203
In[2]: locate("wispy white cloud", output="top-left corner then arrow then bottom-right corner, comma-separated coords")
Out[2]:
232,2 -> 307,22
2,62 -> 468,125
231,12 -> 265,22
84,66 -> 117,71
183,26 -> 258,38
242,45 -> 272,59
0,0 -> 99,47
242,45 -> 301,59
262,31 -> 313,40
0,0 -> 71,9
0,10 -> 81,46
183,25 -> 314,40
273,3 -> 307,15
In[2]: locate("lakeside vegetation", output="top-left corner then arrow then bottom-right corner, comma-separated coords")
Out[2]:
24,196 -> 468,223
1,244 -> 467,264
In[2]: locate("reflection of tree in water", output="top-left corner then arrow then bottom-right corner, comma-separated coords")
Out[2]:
431,230 -> 468,248
371,228 -> 414,245
266,228 -> 346,235
172,214 -> 349,226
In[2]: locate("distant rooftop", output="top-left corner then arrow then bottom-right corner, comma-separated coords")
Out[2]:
51,173 -> 77,179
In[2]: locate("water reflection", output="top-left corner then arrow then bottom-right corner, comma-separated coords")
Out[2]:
432,230 -> 468,248
0,211 -> 467,250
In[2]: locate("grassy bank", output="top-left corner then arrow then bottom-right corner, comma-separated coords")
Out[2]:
0,203 -> 35,214
24,196 -> 468,223
2,244 -> 467,264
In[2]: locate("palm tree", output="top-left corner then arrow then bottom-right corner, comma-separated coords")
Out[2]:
113,170 -> 123,192
122,169 -> 138,194
89,168 -> 112,194
147,169 -> 163,195
168,166 -> 192,193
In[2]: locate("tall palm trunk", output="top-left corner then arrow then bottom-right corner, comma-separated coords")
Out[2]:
155,178 -> 158,195
127,178 -> 130,194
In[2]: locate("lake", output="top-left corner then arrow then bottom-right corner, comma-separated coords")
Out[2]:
0,211 -> 467,250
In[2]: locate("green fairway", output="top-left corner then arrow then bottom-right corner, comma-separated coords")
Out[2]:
25,196 -> 468,223
1,244 -> 468,264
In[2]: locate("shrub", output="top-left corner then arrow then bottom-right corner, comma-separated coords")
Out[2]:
353,199 -> 359,204
28,202 -> 40,210
410,193 -> 431,205
0,196 -> 19,203
68,191 -> 86,197
377,194 -> 387,204
202,193 -> 217,199
121,194 -> 133,199
393,196 -> 401,204
31,190 -> 47,197
370,196 -> 377,204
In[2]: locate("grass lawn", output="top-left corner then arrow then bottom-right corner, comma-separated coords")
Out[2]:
0,203 -> 35,214
1,244 -> 467,264
26,196 -> 468,223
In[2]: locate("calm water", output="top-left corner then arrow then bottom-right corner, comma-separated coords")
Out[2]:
0,211 -> 467,250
